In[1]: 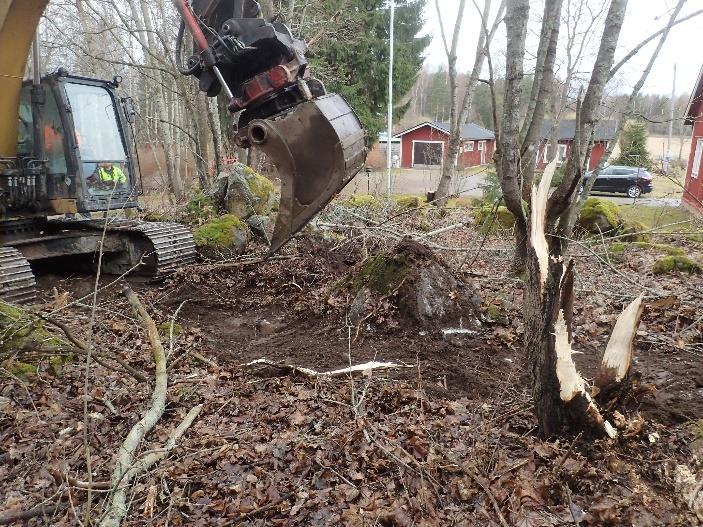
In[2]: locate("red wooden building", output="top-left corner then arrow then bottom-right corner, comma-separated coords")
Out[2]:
392,121 -> 495,169
683,66 -> 703,216
537,120 -> 616,171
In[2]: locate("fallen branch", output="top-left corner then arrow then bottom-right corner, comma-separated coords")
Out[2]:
100,285 -> 168,527
243,359 -> 413,377
0,504 -> 60,525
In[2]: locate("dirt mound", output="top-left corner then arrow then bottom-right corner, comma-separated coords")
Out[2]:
335,238 -> 481,329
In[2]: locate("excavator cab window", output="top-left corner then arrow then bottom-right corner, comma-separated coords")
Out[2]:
42,87 -> 69,175
64,82 -> 129,193
17,89 -> 33,156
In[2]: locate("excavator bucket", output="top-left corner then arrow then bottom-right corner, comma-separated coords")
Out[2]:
239,94 -> 367,254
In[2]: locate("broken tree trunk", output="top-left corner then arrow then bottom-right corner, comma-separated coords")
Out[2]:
525,160 -> 624,437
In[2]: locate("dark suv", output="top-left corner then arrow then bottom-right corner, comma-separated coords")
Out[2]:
583,165 -> 653,198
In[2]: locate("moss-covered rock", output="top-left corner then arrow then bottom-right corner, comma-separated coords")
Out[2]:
652,255 -> 703,275
209,163 -> 275,219
473,204 -> 515,232
577,198 -> 622,234
193,214 -> 249,253
158,321 -> 184,338
611,241 -> 685,257
393,195 -> 426,211
336,239 -> 481,328
340,194 -> 381,209
1,302 -> 69,376
447,196 -> 482,209
0,302 -> 65,352
349,251 -> 411,295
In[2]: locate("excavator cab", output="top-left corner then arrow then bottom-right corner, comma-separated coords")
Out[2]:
11,72 -> 139,216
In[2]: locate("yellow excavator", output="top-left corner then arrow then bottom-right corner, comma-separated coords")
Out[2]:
0,0 -> 367,303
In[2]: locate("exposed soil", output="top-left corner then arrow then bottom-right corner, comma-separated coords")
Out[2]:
3,207 -> 703,525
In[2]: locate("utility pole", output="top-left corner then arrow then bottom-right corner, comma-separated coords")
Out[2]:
386,0 -> 395,196
665,63 -> 676,174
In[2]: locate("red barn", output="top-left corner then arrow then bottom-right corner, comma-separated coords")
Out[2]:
393,121 -> 495,169
537,120 -> 616,171
683,66 -> 703,216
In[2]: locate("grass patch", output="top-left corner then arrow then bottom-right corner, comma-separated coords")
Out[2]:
610,241 -> 684,256
618,204 -> 694,232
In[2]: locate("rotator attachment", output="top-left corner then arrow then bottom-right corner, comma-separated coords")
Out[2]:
173,0 -> 368,254
237,94 -> 366,254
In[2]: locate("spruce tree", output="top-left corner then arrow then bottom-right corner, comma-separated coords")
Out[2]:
305,0 -> 429,143
614,119 -> 652,169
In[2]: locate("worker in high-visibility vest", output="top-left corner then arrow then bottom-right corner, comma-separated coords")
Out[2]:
98,165 -> 127,184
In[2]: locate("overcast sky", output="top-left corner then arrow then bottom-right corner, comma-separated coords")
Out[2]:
422,0 -> 703,96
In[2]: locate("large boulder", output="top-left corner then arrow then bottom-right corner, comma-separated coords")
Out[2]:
209,163 -> 275,219
337,238 -> 481,329
577,197 -> 622,234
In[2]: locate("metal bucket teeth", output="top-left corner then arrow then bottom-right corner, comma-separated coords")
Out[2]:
240,93 -> 367,254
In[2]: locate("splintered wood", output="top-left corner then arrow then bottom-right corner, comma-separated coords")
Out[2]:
595,294 -> 645,394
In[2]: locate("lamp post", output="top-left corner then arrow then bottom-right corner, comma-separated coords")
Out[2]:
386,0 -> 395,196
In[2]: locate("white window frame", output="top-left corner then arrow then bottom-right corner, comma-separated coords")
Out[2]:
692,138 -> 703,179
467,141 -> 474,151
557,144 -> 567,162
411,140 -> 445,167
478,140 -> 485,151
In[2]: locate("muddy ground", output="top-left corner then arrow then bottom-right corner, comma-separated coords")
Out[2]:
3,204 -> 703,525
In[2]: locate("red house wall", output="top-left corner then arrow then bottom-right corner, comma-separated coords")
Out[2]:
458,139 -> 495,167
536,140 -> 608,171
398,124 -> 494,168
683,119 -> 703,216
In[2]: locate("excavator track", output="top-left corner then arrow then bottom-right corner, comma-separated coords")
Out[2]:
0,247 -> 37,304
67,219 -> 197,276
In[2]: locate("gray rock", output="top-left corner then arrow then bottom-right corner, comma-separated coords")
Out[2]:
246,214 -> 271,241
209,163 -> 276,219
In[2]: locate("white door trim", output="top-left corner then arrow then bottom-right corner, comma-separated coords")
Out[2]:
411,140 -> 445,167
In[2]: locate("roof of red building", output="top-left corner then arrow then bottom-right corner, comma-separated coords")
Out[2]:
393,121 -> 495,141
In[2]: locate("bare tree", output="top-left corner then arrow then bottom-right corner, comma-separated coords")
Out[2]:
433,0 -> 504,206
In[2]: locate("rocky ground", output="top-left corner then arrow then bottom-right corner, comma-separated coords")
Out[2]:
1,197 -> 703,526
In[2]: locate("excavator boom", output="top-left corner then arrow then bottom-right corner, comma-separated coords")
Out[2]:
175,0 -> 367,252
0,1 -> 50,159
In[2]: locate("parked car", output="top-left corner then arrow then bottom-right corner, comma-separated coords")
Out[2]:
583,165 -> 653,198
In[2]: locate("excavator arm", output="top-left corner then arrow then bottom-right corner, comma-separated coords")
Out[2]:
174,0 -> 367,253
0,0 -> 49,159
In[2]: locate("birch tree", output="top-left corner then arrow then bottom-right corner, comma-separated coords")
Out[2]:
433,0 -> 504,206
